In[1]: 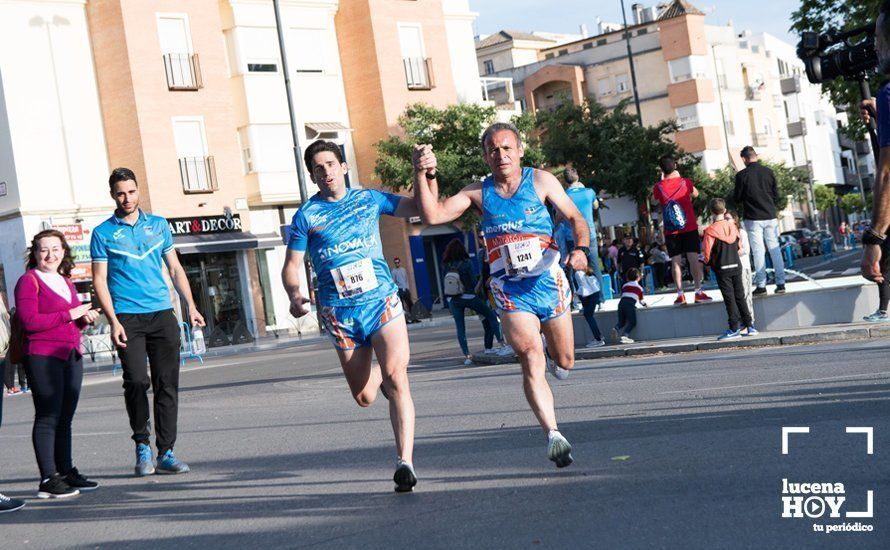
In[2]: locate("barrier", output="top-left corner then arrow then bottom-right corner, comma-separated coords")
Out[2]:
821,238 -> 834,259
643,265 -> 655,294
601,274 -> 614,300
783,244 -> 795,268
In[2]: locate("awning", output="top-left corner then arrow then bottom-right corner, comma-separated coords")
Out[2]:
305,122 -> 352,133
173,232 -> 282,254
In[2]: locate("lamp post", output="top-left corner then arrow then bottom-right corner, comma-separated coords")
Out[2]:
620,0 -> 643,126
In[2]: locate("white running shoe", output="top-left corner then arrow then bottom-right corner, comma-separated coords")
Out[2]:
496,344 -> 515,356
546,358 -> 570,380
547,431 -> 573,468
483,348 -> 498,355
463,356 -> 473,366
619,335 -> 635,344
585,339 -> 606,348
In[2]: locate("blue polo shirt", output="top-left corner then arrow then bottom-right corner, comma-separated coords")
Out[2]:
90,210 -> 175,314
557,184 -> 598,243
878,82 -> 890,148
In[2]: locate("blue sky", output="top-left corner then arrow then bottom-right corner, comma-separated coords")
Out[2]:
469,0 -> 799,46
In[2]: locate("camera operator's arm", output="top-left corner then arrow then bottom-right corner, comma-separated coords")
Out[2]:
861,87 -> 890,282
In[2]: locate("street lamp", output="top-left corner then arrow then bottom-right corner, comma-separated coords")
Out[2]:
620,0 -> 643,126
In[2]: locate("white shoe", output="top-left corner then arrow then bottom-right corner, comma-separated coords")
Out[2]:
483,348 -> 497,355
585,339 -> 606,348
546,358 -> 570,380
463,356 -> 473,366
619,335 -> 635,344
547,431 -> 573,468
496,344 -> 515,356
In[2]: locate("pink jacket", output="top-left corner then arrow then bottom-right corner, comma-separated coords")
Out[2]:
14,270 -> 87,361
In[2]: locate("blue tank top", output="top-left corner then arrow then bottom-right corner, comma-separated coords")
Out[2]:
481,167 -> 559,281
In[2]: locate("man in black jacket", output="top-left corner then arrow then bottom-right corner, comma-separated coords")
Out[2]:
733,146 -> 786,295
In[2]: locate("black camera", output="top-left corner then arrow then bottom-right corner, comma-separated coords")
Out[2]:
797,23 -> 877,84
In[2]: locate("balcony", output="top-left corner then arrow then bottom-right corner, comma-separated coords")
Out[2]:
751,132 -> 769,147
780,75 -> 800,95
179,156 -> 218,193
838,133 -> 855,150
787,120 -> 807,138
745,85 -> 763,101
163,53 -> 203,91
403,57 -> 434,90
843,170 -> 859,187
480,77 -> 522,121
855,140 -> 871,155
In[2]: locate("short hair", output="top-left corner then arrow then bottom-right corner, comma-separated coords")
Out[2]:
303,140 -> 344,172
481,122 -> 522,153
109,167 -> 137,191
709,197 -> 727,215
563,167 -> 579,183
626,267 -> 641,281
658,155 -> 677,174
740,146 -> 757,159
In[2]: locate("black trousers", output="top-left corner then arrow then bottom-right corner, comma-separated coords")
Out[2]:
24,352 -> 83,479
0,360 -> 5,428
716,269 -> 753,331
117,310 -> 181,454
4,359 -> 27,389
615,297 -> 637,336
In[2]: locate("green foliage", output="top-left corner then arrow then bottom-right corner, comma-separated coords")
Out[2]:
534,98 -> 697,208
840,192 -> 867,214
790,0 -> 882,140
813,184 -> 838,213
693,161 -> 809,216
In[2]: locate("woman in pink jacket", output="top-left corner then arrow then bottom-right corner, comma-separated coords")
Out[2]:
15,229 -> 101,499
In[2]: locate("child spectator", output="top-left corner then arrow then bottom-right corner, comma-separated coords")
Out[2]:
574,267 -> 605,348
725,211 -> 754,325
612,267 -> 647,344
702,199 -> 756,340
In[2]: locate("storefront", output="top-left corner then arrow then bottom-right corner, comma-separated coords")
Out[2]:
169,212 -> 280,348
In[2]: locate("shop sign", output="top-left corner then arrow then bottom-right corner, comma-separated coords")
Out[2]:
168,214 -> 243,236
54,224 -> 85,242
70,244 -> 91,263
71,263 -> 92,282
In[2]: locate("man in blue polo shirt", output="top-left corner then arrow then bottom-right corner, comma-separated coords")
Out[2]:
555,167 -> 603,298
91,167 -> 205,477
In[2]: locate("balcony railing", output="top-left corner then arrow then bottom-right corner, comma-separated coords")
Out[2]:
787,120 -> 807,138
677,115 -> 701,131
751,132 -> 769,147
403,57 -> 434,90
163,53 -> 203,91
745,85 -> 763,101
780,75 -> 800,95
855,140 -> 871,155
179,156 -> 217,193
480,77 -> 517,109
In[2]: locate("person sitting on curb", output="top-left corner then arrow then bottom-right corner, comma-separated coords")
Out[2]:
702,199 -> 757,341
612,268 -> 647,344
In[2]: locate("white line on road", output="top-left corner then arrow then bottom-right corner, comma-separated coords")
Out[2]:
657,371 -> 890,395
842,267 -> 861,276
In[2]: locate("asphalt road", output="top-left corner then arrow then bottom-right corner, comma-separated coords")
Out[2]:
0,324 -> 887,549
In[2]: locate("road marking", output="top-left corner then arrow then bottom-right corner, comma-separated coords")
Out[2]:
842,267 -> 861,276
809,270 -> 831,279
657,371 -> 890,395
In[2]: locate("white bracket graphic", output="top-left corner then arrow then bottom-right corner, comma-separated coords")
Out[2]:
782,426 -> 810,455
846,490 -> 874,518
845,427 -> 874,455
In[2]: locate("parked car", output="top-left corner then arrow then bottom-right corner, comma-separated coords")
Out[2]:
778,234 -> 804,259
781,229 -> 821,257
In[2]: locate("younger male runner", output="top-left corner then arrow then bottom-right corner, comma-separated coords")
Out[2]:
282,141 -> 419,492
412,123 -> 590,468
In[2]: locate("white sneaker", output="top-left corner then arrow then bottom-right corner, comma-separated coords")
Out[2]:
483,348 -> 497,355
585,339 -> 606,348
497,344 -> 515,356
463,356 -> 473,366
547,431 -> 573,468
546,358 -> 570,380
619,335 -> 635,344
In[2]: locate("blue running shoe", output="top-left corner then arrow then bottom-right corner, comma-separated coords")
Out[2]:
135,443 -> 155,477
744,325 -> 759,336
156,449 -> 190,475
718,329 -> 742,341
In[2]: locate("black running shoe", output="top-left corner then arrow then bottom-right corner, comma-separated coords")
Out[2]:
775,284 -> 786,294
0,492 -> 25,514
37,474 -> 79,499
752,287 -> 767,296
393,460 -> 417,493
64,468 -> 99,492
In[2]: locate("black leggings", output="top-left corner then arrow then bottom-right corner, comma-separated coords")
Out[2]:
24,352 -> 83,479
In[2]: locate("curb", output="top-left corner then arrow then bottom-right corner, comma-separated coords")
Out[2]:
471,323 -> 890,365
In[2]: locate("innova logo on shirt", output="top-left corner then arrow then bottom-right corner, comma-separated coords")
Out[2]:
318,235 -> 378,260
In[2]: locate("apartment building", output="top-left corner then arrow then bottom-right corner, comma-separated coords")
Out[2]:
0,0 -> 111,304
477,0 -> 852,228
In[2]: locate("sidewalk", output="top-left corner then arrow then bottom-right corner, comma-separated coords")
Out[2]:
472,320 -> 890,365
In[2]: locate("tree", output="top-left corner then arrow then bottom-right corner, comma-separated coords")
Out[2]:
840,192 -> 867,214
374,103 -> 542,198
790,0 -> 882,140
813,184 -> 838,214
535,97 -> 698,210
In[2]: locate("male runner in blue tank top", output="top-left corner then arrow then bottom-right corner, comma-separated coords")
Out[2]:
412,123 -> 590,468
282,140 -> 419,492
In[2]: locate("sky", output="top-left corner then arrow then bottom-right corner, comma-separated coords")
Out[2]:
468,0 -> 800,46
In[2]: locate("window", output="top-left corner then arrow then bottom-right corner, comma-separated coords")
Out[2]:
544,53 -> 554,59
484,60 -> 494,74
637,28 -> 648,35
597,38 -> 607,46
558,49 -> 568,56
616,73 -> 629,93
173,117 -> 216,192
598,77 -> 612,97
290,28 -> 329,74
676,105 -> 700,130
238,27 -> 281,75
248,63 -> 278,73
398,23 -> 432,89
242,147 -> 253,173
157,14 -> 201,90
668,56 -> 708,83
583,42 -> 593,50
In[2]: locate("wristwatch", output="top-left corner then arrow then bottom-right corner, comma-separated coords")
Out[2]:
572,246 -> 591,261
862,227 -> 886,246
425,170 -> 437,180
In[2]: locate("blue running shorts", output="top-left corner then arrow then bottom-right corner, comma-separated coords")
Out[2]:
320,292 -> 404,350
489,263 -> 571,322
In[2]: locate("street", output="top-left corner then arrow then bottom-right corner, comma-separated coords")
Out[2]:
0,322 -> 886,549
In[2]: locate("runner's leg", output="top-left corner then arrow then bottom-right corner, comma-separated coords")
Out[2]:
336,345 -> 379,408
540,310 -> 575,371
500,312 -> 557,432
371,315 -> 414,464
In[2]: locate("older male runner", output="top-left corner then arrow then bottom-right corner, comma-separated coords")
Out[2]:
412,122 -> 590,468
282,140 -> 419,492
